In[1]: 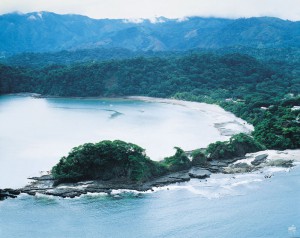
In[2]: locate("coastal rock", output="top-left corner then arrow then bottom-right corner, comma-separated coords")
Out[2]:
207,166 -> 223,173
251,154 -> 268,166
150,171 -> 191,187
223,162 -> 253,174
0,189 -> 20,200
188,168 -> 211,179
4,151 -> 297,199
18,171 -> 192,198
207,161 -> 227,173
209,161 -> 228,167
234,162 -> 251,169
28,175 -> 54,181
267,159 -> 294,168
17,158 -> 242,199
3,188 -> 21,195
45,190 -> 85,198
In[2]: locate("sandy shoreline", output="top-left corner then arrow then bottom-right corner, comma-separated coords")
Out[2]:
7,93 -> 254,137
127,96 -> 254,136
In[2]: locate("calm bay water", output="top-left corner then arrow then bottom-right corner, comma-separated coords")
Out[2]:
0,95 -> 249,188
0,95 -> 299,238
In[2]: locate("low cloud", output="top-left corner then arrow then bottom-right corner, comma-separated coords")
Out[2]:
0,0 -> 299,21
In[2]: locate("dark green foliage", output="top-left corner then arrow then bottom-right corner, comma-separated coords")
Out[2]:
2,47 -> 300,68
0,48 -> 187,68
221,98 -> 300,149
252,106 -> 300,149
161,147 -> 191,172
52,140 -> 167,183
206,133 -> 266,160
191,149 -> 207,166
51,136 -> 266,185
0,53 -> 276,97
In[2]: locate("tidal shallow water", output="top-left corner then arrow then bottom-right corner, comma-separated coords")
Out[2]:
0,95 -> 250,188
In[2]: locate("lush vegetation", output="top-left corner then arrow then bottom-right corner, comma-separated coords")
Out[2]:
220,100 -> 300,149
52,140 -> 167,183
2,47 -> 299,68
191,149 -> 207,166
206,133 -> 266,160
161,147 -> 192,172
1,50 -> 299,150
51,135 -> 266,183
1,53 -> 294,97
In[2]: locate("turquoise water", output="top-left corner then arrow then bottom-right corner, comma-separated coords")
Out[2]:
0,166 -> 299,238
1,95 -> 299,237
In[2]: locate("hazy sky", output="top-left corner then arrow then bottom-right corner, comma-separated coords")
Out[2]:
0,0 -> 299,20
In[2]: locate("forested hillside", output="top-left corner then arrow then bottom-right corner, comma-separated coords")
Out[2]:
2,47 -> 300,68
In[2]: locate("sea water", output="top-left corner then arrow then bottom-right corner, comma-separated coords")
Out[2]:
0,166 -> 299,238
1,95 -> 299,238
0,95 -> 250,188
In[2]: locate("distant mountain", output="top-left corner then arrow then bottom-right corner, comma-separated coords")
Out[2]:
0,12 -> 299,54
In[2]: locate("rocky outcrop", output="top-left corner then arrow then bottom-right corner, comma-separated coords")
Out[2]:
150,171 -> 191,186
0,188 -> 21,200
1,150 -> 297,200
222,150 -> 296,174
16,161 -> 232,198
267,159 -> 294,168
251,154 -> 268,166
188,168 -> 211,179
18,165 -> 222,198
224,162 -> 253,174
19,171 -> 192,198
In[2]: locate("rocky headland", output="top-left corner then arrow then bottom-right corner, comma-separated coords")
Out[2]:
1,149 -> 298,200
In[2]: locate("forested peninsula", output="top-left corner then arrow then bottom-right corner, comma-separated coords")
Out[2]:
1,134 -> 279,199
2,132 -> 296,199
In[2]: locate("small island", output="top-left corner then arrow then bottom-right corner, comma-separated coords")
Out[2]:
1,133 -> 295,200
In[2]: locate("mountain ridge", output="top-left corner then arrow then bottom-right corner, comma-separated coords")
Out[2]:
1,11 -> 299,54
